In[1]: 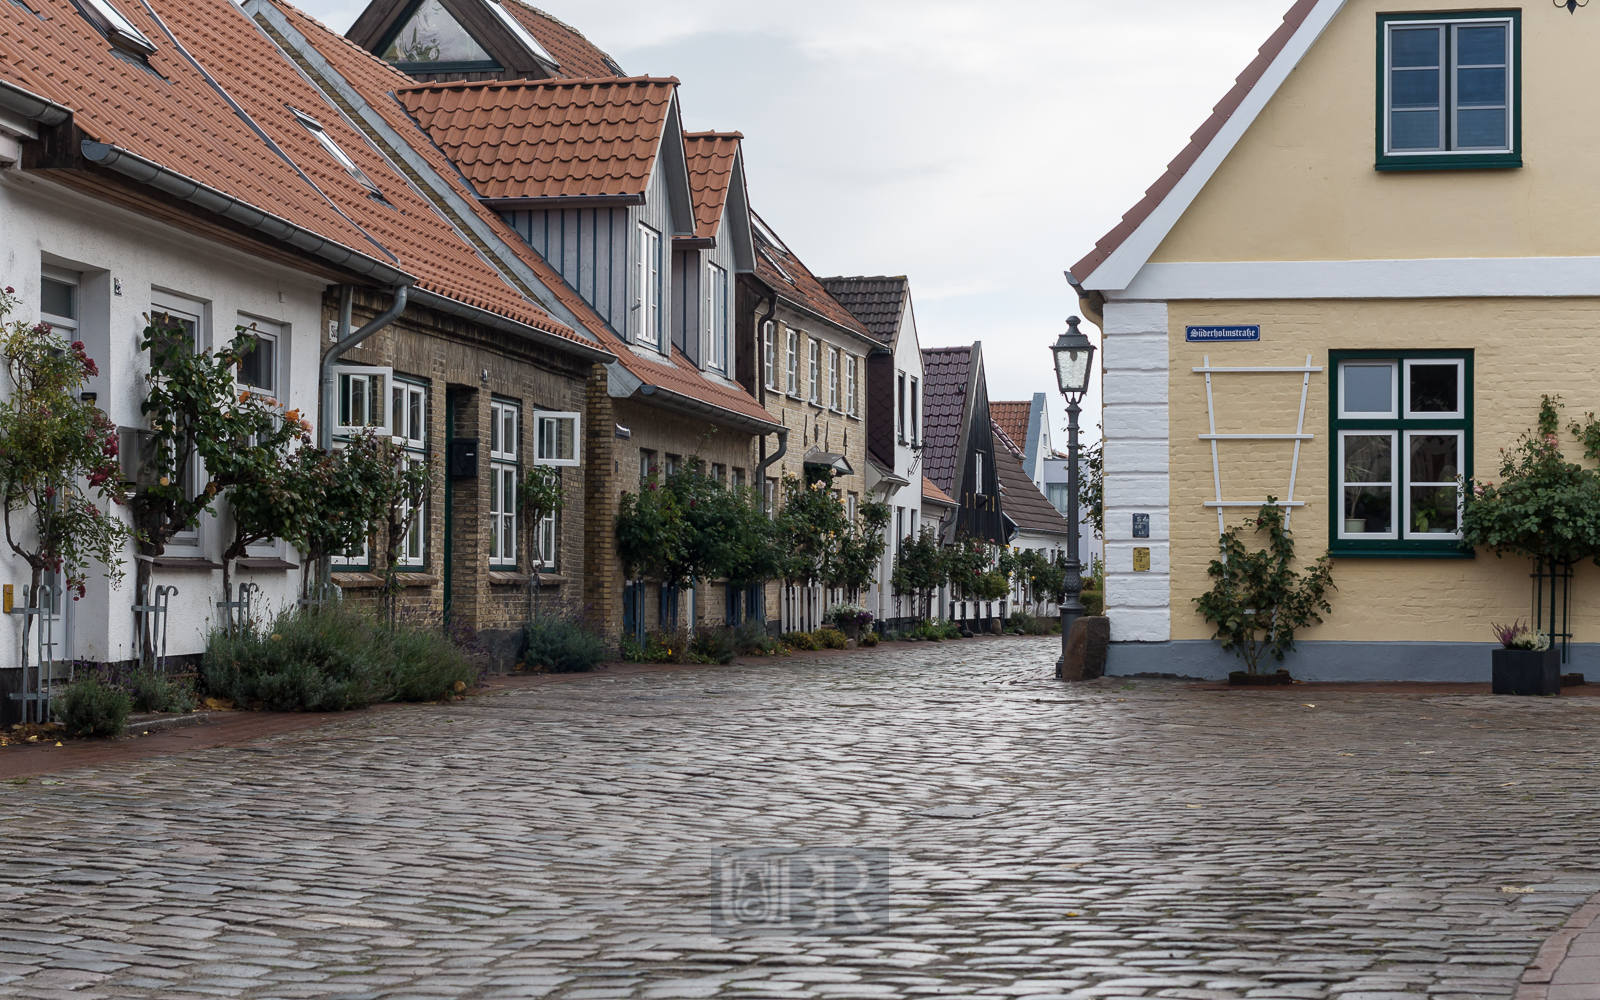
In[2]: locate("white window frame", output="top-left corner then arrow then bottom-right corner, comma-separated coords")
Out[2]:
1337,361 -> 1399,420
636,223 -> 662,348
78,0 -> 157,55
706,261 -> 728,373
762,321 -> 775,389
152,292 -> 206,549
1403,428 -> 1465,540
235,316 -> 281,400
1337,429 -> 1399,541
291,109 -> 386,198
808,339 -> 819,404
1402,358 -> 1465,420
333,364 -> 392,437
897,372 -> 906,441
533,410 -> 580,467
39,266 -> 79,333
973,452 -> 984,496
489,399 -> 519,569
846,355 -> 858,417
391,380 -> 427,449
910,375 -> 920,443
532,508 -> 556,570
1382,16 -> 1514,158
786,328 -> 799,396
827,347 -> 839,411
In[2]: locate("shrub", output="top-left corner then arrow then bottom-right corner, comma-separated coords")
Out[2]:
691,626 -> 738,665
909,618 -> 961,641
202,602 -> 474,711
524,614 -> 610,673
126,669 -> 197,713
734,621 -> 785,656
1080,589 -> 1105,616
1008,611 -> 1055,636
814,626 -> 848,650
859,630 -> 879,647
54,676 -> 131,737
782,630 -> 820,651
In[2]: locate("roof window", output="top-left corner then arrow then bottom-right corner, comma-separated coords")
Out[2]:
291,109 -> 386,200
381,0 -> 497,68
483,0 -> 558,69
75,0 -> 156,57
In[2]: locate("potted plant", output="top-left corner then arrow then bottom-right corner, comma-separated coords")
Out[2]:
1490,621 -> 1561,696
826,602 -> 873,642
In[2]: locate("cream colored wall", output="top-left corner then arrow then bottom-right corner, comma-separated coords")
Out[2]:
1152,0 -> 1600,264
1167,297 -> 1600,644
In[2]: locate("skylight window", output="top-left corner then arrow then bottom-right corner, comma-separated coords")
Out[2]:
76,0 -> 157,56
291,109 -> 385,199
483,0 -> 557,68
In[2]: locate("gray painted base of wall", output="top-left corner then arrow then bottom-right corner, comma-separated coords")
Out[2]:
1107,640 -> 1599,683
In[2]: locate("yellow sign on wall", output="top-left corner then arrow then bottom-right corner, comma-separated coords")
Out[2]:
1132,548 -> 1151,572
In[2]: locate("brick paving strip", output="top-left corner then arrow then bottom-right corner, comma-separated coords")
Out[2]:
1518,892 -> 1600,1000
3,637 -> 1600,999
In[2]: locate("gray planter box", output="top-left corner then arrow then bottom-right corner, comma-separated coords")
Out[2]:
1492,648 -> 1561,696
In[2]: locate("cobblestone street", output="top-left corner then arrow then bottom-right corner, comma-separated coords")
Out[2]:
4,637 -> 1600,999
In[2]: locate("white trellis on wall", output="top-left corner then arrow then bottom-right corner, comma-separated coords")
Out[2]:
1195,354 -> 1324,532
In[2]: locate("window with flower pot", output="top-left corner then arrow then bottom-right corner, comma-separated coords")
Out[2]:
1329,349 -> 1472,557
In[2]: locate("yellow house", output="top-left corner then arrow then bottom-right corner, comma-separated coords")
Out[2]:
1070,0 -> 1600,681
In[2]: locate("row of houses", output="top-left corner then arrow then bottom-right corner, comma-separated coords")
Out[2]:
0,0 -> 1081,690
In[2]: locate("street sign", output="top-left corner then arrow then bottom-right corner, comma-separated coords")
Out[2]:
1186,325 -> 1260,342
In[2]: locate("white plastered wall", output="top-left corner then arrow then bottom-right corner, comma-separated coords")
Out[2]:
0,168 -> 329,668
1100,299 -> 1170,641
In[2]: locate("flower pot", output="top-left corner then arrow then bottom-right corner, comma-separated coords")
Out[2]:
1344,518 -> 1366,534
842,622 -> 860,642
1228,669 -> 1293,686
1492,648 -> 1561,696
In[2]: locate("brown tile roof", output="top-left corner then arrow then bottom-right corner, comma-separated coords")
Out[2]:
922,475 -> 955,507
990,402 -> 1031,455
272,2 -> 776,429
0,0 -> 578,338
751,213 -> 873,340
683,131 -> 741,240
499,0 -> 623,79
1069,0 -> 1319,286
920,346 -> 972,496
817,276 -> 905,345
396,76 -> 677,201
994,438 -> 1072,538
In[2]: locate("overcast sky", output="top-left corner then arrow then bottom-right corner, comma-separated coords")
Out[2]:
304,0 -> 1292,447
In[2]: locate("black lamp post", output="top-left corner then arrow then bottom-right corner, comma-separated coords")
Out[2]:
1051,316 -> 1095,677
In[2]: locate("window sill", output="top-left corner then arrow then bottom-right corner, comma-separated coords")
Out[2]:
1330,547 -> 1475,560
332,571 -> 439,589
236,557 -> 298,571
151,556 -> 224,570
489,571 -> 567,587
1375,155 -> 1521,172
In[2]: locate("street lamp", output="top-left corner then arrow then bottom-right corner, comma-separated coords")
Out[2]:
1051,316 -> 1095,678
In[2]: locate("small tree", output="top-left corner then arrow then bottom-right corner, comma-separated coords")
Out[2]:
723,483 -> 781,623
1193,499 -> 1334,674
280,433 -> 390,603
0,286 -> 131,668
132,317 -> 300,619
220,405 -> 315,601
519,464 -> 565,619
892,528 -> 947,620
828,498 -> 890,599
374,445 -> 431,629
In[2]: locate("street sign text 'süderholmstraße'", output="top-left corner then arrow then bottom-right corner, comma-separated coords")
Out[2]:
1186,325 -> 1260,343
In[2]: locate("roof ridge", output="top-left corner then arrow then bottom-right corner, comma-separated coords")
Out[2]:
819,275 -> 908,282
683,129 -> 744,140
395,75 -> 679,94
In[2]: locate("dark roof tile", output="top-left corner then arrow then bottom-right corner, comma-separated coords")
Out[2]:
920,346 -> 972,496
817,276 -> 905,345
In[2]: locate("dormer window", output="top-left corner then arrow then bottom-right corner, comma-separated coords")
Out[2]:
75,0 -> 157,57
380,0 -> 499,72
636,223 -> 662,348
291,109 -> 386,200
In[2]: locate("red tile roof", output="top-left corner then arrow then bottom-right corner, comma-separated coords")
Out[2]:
751,213 -> 873,340
272,2 -> 777,429
1069,0 -> 1319,286
0,0 -> 577,337
396,76 -> 678,201
683,131 -> 741,240
990,402 -> 1031,455
499,0 -> 622,79
922,475 -> 955,507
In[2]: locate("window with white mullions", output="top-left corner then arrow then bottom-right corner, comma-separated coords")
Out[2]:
786,328 -> 799,396
236,317 -> 281,398
39,267 -> 79,333
489,399 -> 519,568
828,347 -> 839,411
706,261 -> 728,372
1331,352 -> 1472,555
846,355 -> 858,417
808,340 -> 819,404
534,411 -> 579,467
636,223 -> 662,348
391,378 -> 428,567
762,321 -> 776,390
1382,14 -> 1516,162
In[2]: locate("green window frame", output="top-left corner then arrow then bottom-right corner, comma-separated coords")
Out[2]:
1375,10 -> 1521,172
1329,350 -> 1473,558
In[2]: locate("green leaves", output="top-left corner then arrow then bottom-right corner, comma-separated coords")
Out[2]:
892,528 -> 946,595
1463,396 -> 1600,564
0,285 -> 131,596
1192,499 -> 1335,674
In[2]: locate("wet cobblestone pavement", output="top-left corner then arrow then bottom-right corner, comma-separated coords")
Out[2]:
3,637 -> 1600,999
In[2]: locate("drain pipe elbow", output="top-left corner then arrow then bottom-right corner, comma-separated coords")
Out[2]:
756,425 -> 788,506
319,283 -> 411,450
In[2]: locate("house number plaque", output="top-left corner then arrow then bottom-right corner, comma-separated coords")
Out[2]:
1132,548 -> 1151,572
1132,513 -> 1150,538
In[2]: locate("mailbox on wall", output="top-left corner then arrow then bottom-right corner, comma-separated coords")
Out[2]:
449,438 -> 479,479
